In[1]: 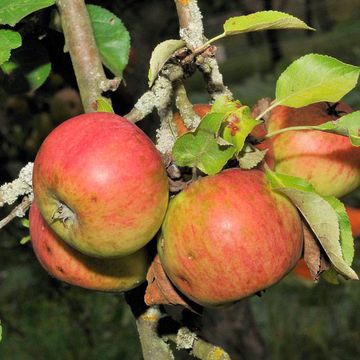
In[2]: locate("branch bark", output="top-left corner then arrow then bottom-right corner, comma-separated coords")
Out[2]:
166,327 -> 231,360
125,286 -> 175,360
174,0 -> 205,50
0,195 -> 33,230
55,0 -> 110,112
174,0 -> 232,100
0,162 -> 33,207
135,306 -> 175,360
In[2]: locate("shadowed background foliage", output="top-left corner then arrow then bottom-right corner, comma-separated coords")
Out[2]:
1,0 -> 360,359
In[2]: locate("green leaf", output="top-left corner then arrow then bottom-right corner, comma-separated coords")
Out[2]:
275,54 -> 360,108
222,106 -> 261,153
0,0 -> 55,26
266,169 -> 315,192
324,197 -> 354,266
20,235 -> 31,245
267,171 -> 358,280
21,218 -> 29,228
95,98 -> 114,113
321,267 -> 340,285
173,113 -> 235,175
278,187 -> 357,280
148,39 -> 185,87
211,95 -> 241,113
0,30 -> 21,65
316,110 -> 360,146
1,39 -> 51,94
223,10 -> 314,35
87,4 -> 130,78
237,145 -> 267,169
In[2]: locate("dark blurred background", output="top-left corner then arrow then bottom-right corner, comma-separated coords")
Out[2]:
1,0 -> 360,359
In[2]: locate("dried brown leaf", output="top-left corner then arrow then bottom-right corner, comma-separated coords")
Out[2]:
303,222 -> 330,282
145,254 -> 197,312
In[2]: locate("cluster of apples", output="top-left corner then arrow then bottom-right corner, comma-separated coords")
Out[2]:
31,113 -> 169,292
30,102 -> 360,306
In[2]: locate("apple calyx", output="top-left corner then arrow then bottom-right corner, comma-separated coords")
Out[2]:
51,201 -> 75,228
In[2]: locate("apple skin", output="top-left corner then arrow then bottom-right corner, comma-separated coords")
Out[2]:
268,102 -> 360,197
33,112 -> 169,258
346,206 -> 360,237
159,169 -> 303,307
29,203 -> 149,292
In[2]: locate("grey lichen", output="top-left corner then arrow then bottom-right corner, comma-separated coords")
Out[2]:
14,193 -> 33,218
198,57 -> 233,100
179,0 -> 205,49
176,327 -> 197,350
0,162 -> 34,207
156,108 -> 177,155
175,83 -> 201,130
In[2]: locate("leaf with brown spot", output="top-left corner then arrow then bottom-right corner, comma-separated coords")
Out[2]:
145,255 -> 197,312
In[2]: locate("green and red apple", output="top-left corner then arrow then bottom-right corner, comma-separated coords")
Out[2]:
30,203 -> 148,292
159,169 -> 303,307
267,102 -> 360,197
33,112 -> 169,258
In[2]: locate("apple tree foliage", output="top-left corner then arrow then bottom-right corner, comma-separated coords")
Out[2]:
1,0 -> 360,358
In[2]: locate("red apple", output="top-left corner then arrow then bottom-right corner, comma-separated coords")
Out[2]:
33,112 -> 169,258
268,102 -> 360,197
29,203 -> 149,292
346,206 -> 360,237
159,169 -> 303,307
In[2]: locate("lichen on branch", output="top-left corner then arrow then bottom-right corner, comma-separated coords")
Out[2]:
175,83 -> 201,130
0,162 -> 33,207
197,57 -> 233,100
174,0 -> 205,50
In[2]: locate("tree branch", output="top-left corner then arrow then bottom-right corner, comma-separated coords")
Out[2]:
174,0 -> 205,50
174,83 -> 201,130
136,306 -> 175,360
0,195 -> 33,230
197,57 -> 233,100
166,327 -> 231,360
174,0 -> 232,101
125,286 -> 175,360
55,0 -> 111,112
0,162 -> 33,207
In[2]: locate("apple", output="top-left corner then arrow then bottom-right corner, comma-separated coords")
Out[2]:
29,203 -> 149,292
346,206 -> 360,237
267,102 -> 360,197
33,112 -> 169,258
158,169 -> 303,307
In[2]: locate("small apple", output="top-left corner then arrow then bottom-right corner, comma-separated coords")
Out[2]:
159,169 -> 303,307
29,203 -> 149,292
267,102 -> 360,197
33,112 -> 169,258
